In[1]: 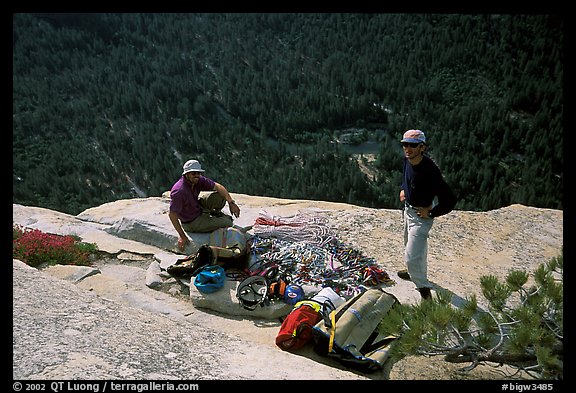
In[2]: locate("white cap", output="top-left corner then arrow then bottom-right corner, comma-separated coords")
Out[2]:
182,159 -> 205,175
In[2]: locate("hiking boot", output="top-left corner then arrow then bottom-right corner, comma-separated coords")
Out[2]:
167,263 -> 195,278
418,287 -> 432,300
397,269 -> 411,281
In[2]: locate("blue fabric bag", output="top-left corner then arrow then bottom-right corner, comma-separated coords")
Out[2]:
193,265 -> 226,293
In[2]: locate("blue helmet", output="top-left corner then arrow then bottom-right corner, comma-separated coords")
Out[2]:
283,284 -> 305,305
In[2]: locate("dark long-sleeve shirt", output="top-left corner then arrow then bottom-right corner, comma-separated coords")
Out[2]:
401,155 -> 457,218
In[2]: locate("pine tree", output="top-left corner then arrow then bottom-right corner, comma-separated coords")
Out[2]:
378,251 -> 563,380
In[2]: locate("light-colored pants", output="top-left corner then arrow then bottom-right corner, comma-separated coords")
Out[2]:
403,204 -> 434,289
181,192 -> 233,233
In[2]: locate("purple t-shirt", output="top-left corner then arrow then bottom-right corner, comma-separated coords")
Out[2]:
169,175 -> 216,222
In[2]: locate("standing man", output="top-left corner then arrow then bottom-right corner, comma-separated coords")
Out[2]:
169,159 -> 241,251
398,130 -> 457,300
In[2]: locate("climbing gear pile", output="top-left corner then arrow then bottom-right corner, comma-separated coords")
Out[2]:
246,212 -> 395,300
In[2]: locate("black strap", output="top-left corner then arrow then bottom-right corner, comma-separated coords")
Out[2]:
359,331 -> 397,355
226,271 -> 245,280
320,299 -> 336,328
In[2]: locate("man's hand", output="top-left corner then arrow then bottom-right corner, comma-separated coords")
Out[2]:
178,236 -> 190,251
416,205 -> 433,219
399,190 -> 405,202
229,201 -> 240,218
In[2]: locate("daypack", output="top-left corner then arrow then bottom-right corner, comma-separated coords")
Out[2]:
167,244 -> 216,278
207,227 -> 249,263
193,265 -> 226,294
168,227 -> 249,278
276,299 -> 335,351
311,288 -> 399,373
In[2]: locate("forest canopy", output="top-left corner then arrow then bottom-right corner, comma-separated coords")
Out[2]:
12,13 -> 563,215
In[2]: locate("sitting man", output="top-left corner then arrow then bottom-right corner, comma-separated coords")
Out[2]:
168,159 -> 240,251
